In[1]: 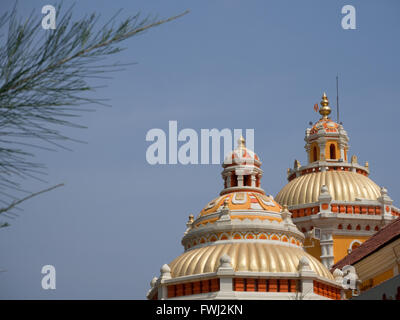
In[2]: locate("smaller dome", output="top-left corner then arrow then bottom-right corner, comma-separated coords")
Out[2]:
310,118 -> 339,135
223,136 -> 260,166
199,192 -> 282,217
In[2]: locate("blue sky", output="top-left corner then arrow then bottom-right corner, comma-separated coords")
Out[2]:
0,0 -> 399,299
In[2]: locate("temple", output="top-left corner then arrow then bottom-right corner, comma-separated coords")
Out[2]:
275,93 -> 399,269
147,135 -> 344,300
147,92 -> 399,300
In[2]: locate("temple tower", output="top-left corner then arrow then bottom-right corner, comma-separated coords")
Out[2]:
148,137 -> 343,300
275,93 -> 399,269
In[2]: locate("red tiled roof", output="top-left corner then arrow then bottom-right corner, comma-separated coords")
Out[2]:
331,217 -> 400,271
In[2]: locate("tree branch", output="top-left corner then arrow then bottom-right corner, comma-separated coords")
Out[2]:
0,5 -> 189,192
6,10 -> 190,93
0,183 -> 64,214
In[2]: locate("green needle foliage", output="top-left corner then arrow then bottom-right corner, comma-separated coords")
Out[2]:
0,2 -> 189,223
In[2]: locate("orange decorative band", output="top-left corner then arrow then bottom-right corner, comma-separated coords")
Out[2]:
233,278 -> 298,293
291,207 -> 320,218
291,205 -> 384,218
330,205 -> 381,215
167,278 -> 220,298
313,280 -> 341,300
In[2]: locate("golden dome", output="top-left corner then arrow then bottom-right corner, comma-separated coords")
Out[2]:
276,171 -> 381,206
169,242 -> 334,280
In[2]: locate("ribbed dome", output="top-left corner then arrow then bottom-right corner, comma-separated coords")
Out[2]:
169,242 -> 334,280
275,171 -> 381,206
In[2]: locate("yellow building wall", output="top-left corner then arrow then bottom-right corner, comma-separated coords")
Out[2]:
309,142 -> 320,163
372,268 -> 394,287
325,141 -> 340,160
360,268 -> 394,293
304,238 -> 321,262
333,235 -> 370,264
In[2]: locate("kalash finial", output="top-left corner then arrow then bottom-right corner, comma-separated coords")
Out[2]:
238,135 -> 246,148
319,92 -> 331,119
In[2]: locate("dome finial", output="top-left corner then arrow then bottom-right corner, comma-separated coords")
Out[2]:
319,92 -> 331,119
238,135 -> 246,148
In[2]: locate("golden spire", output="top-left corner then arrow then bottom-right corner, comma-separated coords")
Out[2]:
238,135 -> 246,148
319,92 -> 331,119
